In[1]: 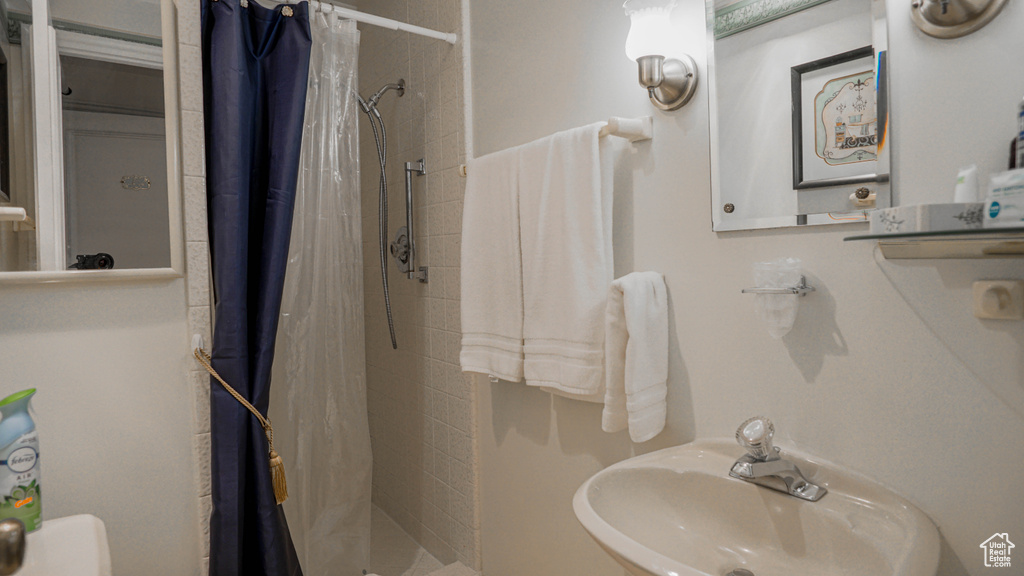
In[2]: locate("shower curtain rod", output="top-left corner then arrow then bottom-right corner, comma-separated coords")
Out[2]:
304,0 -> 458,45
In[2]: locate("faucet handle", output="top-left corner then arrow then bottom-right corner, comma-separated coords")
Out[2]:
736,416 -> 777,461
0,518 -> 25,576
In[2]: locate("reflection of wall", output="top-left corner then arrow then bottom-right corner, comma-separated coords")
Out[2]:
0,25 -> 35,272
47,0 -> 161,39
0,23 -> 18,271
61,56 -> 165,117
3,0 -> 161,40
63,111 -> 169,269
714,0 -> 870,220
470,2 -> 1024,576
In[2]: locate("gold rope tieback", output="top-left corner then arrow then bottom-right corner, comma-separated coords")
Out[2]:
193,347 -> 288,505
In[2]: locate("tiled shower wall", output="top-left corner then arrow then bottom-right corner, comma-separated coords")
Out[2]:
356,0 -> 479,568
174,0 -> 214,569
176,1 -> 213,574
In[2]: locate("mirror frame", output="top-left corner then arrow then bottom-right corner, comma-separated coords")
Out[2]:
706,0 -> 890,232
0,0 -> 183,283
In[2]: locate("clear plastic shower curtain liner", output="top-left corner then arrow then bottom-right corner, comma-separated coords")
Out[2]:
269,12 -> 371,576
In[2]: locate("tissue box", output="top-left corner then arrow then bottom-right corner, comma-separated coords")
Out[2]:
870,203 -> 984,235
984,169 -> 1024,228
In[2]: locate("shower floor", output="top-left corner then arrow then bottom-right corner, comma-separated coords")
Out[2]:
366,505 -> 444,576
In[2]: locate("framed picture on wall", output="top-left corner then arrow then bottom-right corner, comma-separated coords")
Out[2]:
713,0 -> 836,39
791,46 -> 885,190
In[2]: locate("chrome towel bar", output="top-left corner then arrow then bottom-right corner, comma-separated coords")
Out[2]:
459,116 -> 654,177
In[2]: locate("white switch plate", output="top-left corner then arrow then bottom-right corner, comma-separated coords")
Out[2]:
973,281 -> 1024,320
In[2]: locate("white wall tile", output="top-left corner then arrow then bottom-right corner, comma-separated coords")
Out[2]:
196,497 -> 211,561
190,370 -> 211,434
188,305 -> 212,349
174,2 -> 213,569
449,430 -> 471,463
193,433 -> 212,497
178,45 -> 204,113
175,0 -> 201,47
183,177 -> 209,243
449,460 -> 473,496
186,242 -> 210,306
181,111 -> 207,178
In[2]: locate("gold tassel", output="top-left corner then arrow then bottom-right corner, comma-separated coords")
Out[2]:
269,448 -> 288,505
193,347 -> 290,505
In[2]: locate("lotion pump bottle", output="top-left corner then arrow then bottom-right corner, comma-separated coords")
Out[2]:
0,389 -> 41,532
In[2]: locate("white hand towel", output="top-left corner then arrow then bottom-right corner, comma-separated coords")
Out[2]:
519,123 -> 614,396
460,147 -> 525,382
602,272 -> 669,443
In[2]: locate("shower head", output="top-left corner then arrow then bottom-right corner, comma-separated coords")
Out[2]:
363,79 -> 405,110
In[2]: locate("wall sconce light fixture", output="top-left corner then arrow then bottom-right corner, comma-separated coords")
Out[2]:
623,0 -> 697,111
910,0 -> 1007,39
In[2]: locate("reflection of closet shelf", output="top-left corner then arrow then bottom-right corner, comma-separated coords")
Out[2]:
844,227 -> 1024,259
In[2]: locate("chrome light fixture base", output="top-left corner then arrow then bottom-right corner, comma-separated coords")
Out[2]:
636,54 -> 698,111
911,0 -> 1008,39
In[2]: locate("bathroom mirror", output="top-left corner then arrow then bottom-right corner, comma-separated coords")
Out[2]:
707,0 -> 890,231
0,0 -> 182,278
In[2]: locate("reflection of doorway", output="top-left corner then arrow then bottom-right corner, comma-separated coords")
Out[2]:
60,54 -> 168,269
63,111 -> 168,269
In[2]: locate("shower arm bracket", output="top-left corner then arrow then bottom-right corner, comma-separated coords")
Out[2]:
407,159 -> 426,177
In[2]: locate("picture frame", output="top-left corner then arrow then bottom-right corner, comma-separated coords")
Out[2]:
714,0 -> 836,39
791,46 -> 886,190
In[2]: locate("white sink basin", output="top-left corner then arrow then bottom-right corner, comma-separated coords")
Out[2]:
19,514 -> 111,576
573,440 -> 939,576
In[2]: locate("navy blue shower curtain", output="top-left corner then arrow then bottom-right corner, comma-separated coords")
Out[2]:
201,1 -> 311,574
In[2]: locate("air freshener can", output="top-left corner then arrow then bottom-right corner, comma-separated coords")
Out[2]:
0,389 -> 41,532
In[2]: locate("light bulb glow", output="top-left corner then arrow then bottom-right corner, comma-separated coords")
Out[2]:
623,0 -> 679,61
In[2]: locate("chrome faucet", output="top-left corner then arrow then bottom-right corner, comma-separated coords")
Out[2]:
0,518 -> 25,575
728,416 -> 827,502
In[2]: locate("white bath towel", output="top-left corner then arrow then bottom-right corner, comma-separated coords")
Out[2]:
602,272 -> 669,443
519,122 -> 614,396
460,146 -> 525,382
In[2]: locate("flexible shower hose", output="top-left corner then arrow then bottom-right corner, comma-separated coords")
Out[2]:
363,105 -> 398,349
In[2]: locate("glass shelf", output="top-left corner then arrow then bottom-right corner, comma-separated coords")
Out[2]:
844,227 -> 1024,259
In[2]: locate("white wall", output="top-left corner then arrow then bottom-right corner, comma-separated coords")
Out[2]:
468,1 -> 1024,575
0,280 -> 199,575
